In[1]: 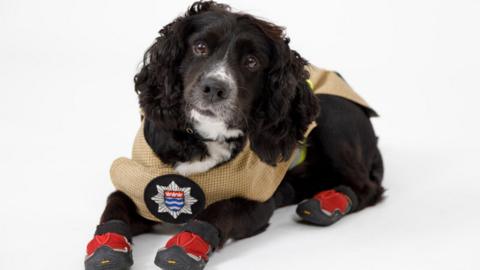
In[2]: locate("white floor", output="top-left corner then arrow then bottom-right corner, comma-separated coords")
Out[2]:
1,1 -> 479,269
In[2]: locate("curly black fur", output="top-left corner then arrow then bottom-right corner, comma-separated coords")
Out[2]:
135,1 -> 319,165
247,30 -> 320,164
134,2 -> 231,132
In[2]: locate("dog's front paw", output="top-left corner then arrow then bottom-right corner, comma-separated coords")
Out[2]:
155,231 -> 211,270
84,233 -> 133,270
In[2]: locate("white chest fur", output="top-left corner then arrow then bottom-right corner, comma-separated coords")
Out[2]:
189,110 -> 243,140
174,141 -> 233,176
173,110 -> 243,176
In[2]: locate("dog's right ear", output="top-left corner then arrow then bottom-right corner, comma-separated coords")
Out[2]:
134,1 -> 230,129
134,16 -> 187,130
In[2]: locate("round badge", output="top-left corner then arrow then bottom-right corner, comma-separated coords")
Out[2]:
144,174 -> 206,224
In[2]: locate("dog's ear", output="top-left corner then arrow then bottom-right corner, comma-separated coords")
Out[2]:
134,1 -> 230,129
248,20 -> 320,165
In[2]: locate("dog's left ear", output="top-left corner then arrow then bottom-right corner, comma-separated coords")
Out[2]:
249,26 -> 320,165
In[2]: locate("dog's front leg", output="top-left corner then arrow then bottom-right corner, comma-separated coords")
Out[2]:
154,197 -> 276,270
84,191 -> 156,270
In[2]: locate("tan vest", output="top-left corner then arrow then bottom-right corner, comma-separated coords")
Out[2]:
110,65 -> 374,222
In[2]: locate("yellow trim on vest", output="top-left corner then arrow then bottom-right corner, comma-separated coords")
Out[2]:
298,145 -> 307,165
288,79 -> 313,170
288,144 -> 308,170
306,79 -> 314,91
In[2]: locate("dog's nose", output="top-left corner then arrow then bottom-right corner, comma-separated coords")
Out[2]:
201,78 -> 230,103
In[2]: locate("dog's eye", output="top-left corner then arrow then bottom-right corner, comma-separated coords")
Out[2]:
245,55 -> 259,70
193,41 -> 209,56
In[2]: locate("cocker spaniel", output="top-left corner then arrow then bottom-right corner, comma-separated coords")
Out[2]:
85,2 -> 384,270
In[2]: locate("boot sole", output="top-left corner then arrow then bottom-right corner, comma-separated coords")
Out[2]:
84,246 -> 133,270
154,245 -> 206,270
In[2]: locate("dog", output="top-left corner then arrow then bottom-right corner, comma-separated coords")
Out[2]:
85,2 -> 384,270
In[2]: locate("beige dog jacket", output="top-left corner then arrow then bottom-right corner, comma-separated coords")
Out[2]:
110,65 -> 374,223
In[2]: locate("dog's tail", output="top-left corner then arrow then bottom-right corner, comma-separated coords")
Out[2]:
368,145 -> 385,205
371,145 -> 384,185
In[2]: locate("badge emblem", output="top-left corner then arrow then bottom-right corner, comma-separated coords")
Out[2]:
151,181 -> 198,219
144,174 -> 205,224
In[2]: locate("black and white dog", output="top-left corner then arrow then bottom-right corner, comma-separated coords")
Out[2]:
85,2 -> 384,270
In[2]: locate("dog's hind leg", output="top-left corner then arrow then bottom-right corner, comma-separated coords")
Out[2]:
84,191 -> 156,270
295,145 -> 385,226
291,94 -> 385,226
154,198 -> 275,270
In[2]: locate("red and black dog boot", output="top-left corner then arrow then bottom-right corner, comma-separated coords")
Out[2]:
296,186 -> 358,226
155,220 -> 220,270
85,220 -> 133,270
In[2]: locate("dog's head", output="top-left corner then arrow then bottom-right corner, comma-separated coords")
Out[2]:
135,1 -> 319,165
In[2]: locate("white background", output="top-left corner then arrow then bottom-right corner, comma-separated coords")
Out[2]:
1,0 -> 479,269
